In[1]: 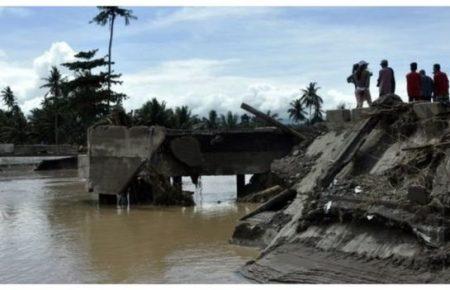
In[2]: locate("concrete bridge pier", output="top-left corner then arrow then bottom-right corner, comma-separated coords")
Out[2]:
236,174 -> 246,198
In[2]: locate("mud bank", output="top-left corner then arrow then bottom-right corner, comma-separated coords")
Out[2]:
233,96 -> 450,283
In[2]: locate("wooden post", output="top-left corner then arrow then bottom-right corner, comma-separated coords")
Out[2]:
173,176 -> 182,191
236,174 -> 245,197
240,103 -> 307,141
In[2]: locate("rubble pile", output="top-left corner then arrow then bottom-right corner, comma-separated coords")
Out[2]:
233,95 -> 450,283
127,164 -> 195,206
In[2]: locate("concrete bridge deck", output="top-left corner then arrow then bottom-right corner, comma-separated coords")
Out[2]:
85,126 -> 297,197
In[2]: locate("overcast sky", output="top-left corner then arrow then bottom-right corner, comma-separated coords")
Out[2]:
1,6 -> 450,119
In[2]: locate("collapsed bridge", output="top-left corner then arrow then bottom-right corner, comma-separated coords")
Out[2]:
80,125 -> 298,202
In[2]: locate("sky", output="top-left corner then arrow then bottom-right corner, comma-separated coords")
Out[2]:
1,6 -> 450,119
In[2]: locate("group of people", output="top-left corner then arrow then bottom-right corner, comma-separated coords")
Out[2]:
347,60 -> 450,108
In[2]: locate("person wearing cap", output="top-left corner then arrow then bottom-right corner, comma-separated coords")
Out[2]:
433,64 -> 449,102
353,60 -> 372,108
377,59 -> 396,97
406,62 -> 422,102
419,70 -> 434,102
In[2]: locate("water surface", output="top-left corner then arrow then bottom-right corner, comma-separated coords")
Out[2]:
0,169 -> 258,283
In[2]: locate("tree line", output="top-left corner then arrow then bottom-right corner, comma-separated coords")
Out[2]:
0,6 -> 324,146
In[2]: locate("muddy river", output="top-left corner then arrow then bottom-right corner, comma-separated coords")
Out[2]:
0,168 -> 258,283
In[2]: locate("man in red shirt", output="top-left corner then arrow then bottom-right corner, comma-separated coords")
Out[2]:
406,62 -> 421,102
433,63 -> 449,102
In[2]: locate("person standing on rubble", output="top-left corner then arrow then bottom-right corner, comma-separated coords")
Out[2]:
433,64 -> 449,103
406,62 -> 422,102
377,59 -> 396,96
419,70 -> 434,102
353,60 -> 372,108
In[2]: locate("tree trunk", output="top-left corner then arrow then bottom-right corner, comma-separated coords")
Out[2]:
107,15 -> 115,109
309,106 -> 312,124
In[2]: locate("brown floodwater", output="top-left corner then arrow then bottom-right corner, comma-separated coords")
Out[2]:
0,167 -> 258,283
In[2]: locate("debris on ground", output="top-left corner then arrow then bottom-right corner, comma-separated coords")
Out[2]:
126,164 -> 194,206
232,95 -> 450,283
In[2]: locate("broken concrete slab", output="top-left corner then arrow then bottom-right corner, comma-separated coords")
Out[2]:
88,126 -> 166,195
169,136 -> 203,167
351,107 -> 372,122
235,96 -> 450,282
413,102 -> 450,119
326,109 -> 351,124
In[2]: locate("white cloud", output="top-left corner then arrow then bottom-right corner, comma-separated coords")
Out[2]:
33,41 -> 75,79
0,49 -> 6,59
0,41 -> 75,112
0,7 -> 32,18
151,7 -> 272,28
121,58 -> 303,119
326,89 -> 354,109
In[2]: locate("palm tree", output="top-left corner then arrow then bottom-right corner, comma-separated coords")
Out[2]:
220,111 -> 239,129
90,6 -> 137,103
172,106 -> 197,129
1,86 -> 16,110
288,99 -> 307,123
134,98 -> 173,127
240,113 -> 251,128
40,66 -> 66,144
203,110 -> 219,129
0,87 -> 27,143
300,82 -> 323,124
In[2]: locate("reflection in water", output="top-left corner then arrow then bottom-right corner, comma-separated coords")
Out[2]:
0,170 -> 258,283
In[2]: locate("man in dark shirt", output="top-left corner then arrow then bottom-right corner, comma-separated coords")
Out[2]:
419,70 -> 434,102
377,59 -> 396,97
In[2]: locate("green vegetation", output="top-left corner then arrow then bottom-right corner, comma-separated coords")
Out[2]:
299,82 -> 324,124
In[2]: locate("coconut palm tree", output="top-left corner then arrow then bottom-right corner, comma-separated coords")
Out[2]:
202,110 -> 219,129
0,87 -> 27,143
1,86 -> 16,110
40,66 -> 66,144
288,98 -> 307,123
240,113 -> 251,128
220,111 -> 239,129
134,98 -> 173,127
300,82 -> 323,124
90,6 -> 137,104
171,106 -> 197,129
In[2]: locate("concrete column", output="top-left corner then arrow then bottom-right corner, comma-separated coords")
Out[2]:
173,176 -> 182,191
236,174 -> 245,197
